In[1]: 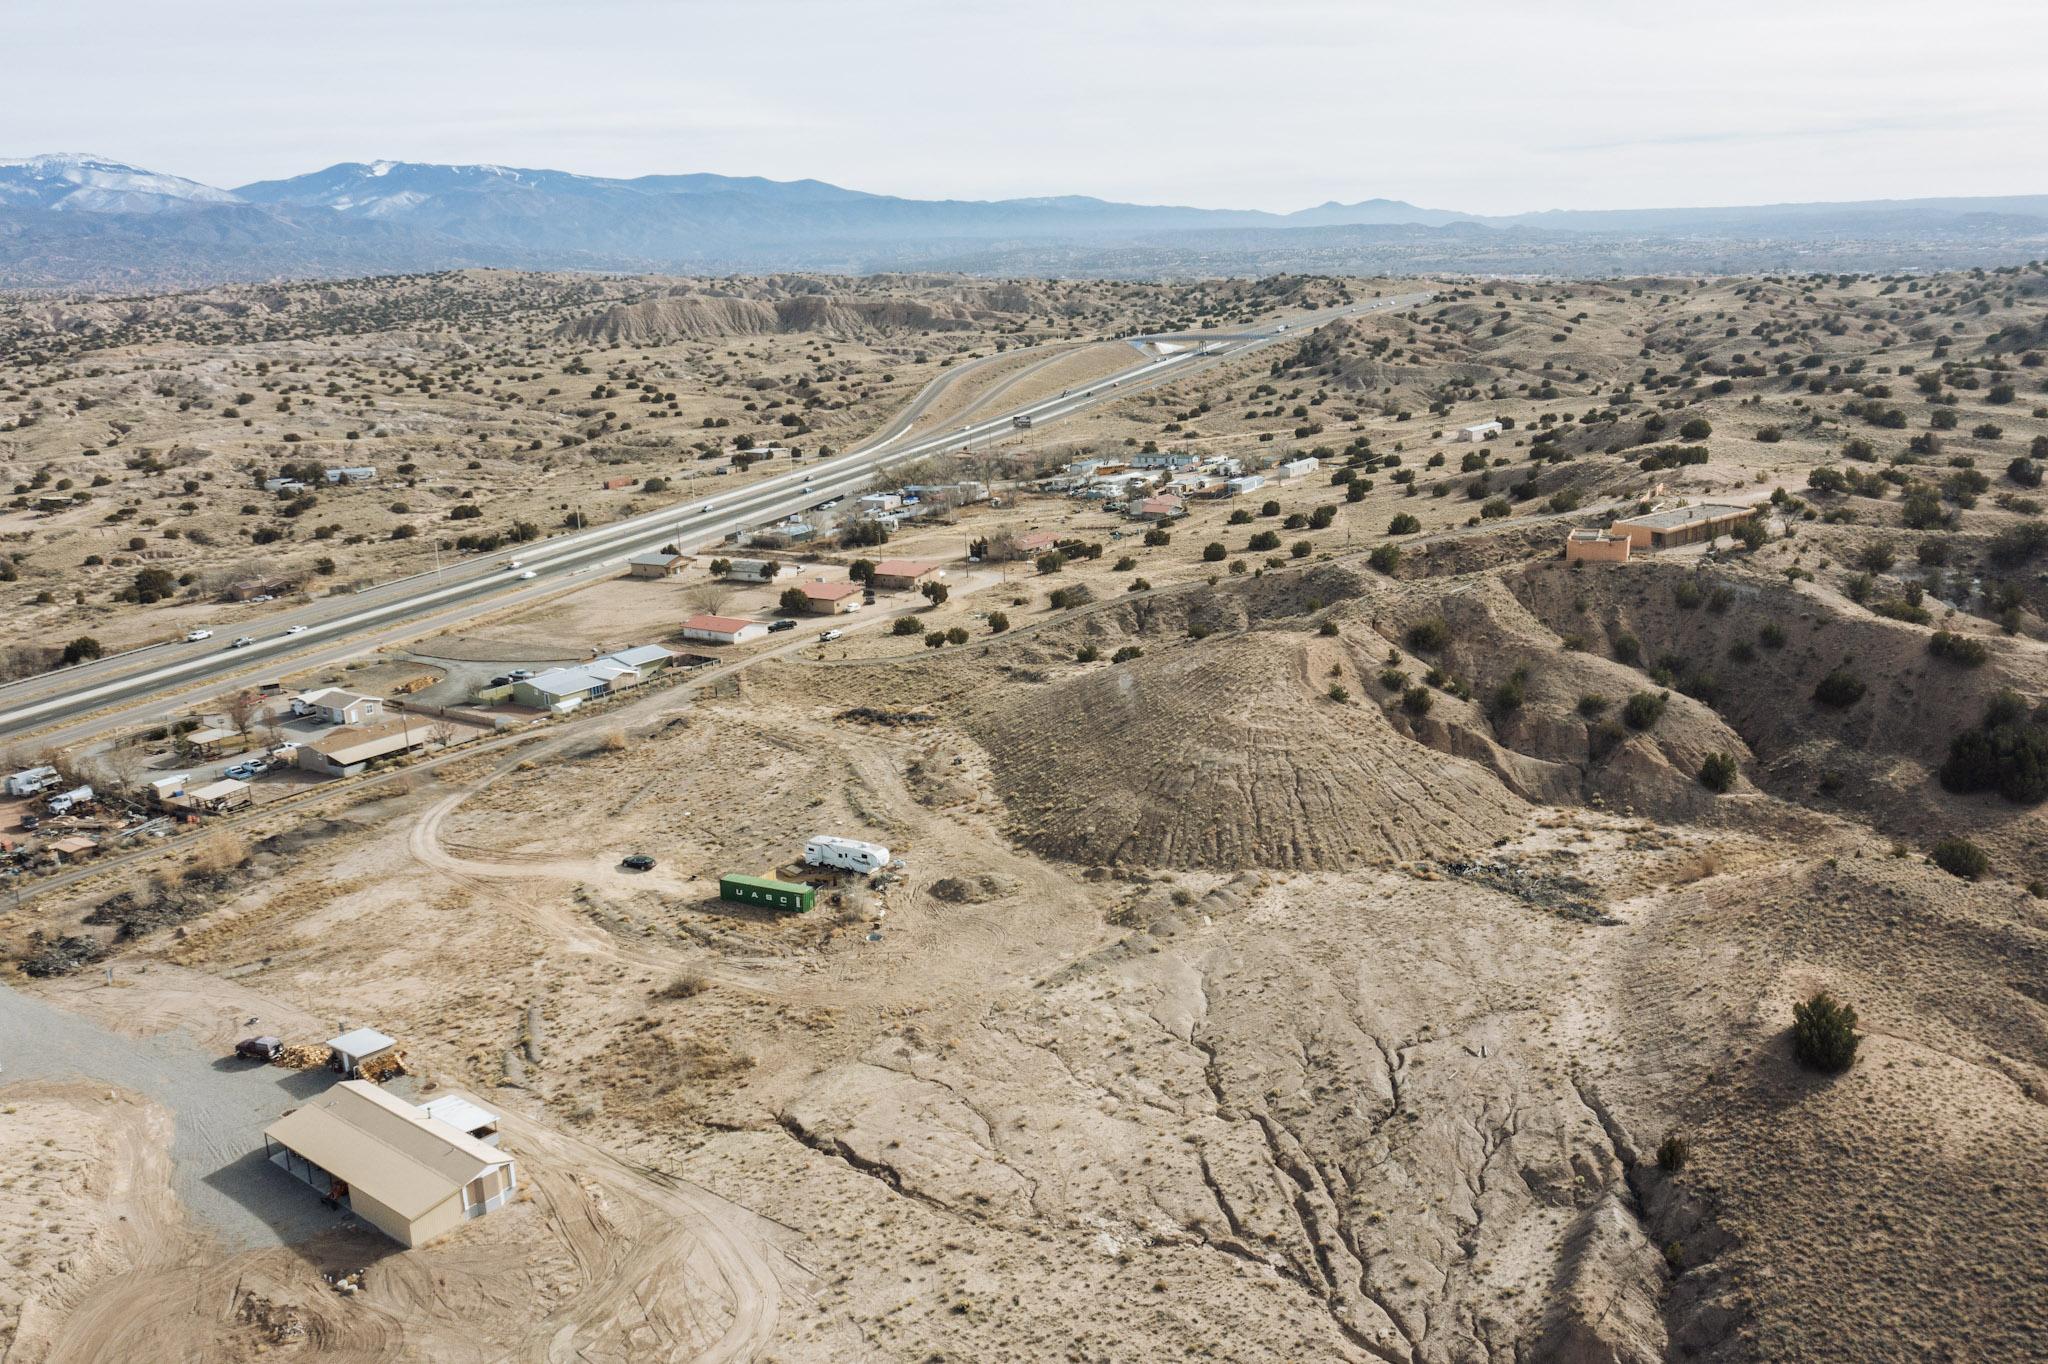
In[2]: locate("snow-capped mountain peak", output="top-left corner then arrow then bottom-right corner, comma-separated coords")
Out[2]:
0,153 -> 243,213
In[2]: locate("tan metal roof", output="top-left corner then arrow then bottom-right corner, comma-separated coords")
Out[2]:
871,559 -> 940,577
184,778 -> 249,802
800,580 -> 862,599
264,1080 -> 510,1221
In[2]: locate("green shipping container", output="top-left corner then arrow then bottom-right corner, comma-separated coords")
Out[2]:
719,873 -> 815,913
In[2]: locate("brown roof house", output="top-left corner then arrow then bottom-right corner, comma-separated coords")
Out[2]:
794,580 -> 863,614
869,559 -> 944,591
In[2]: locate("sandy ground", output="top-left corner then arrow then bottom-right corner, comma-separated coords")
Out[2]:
2,265 -> 2046,1361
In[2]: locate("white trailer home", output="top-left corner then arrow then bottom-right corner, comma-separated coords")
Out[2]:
804,835 -> 891,875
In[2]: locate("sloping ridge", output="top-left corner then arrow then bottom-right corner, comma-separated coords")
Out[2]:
965,632 -> 1525,869
556,290 -> 987,343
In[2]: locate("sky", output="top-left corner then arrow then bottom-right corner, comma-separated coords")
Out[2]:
6,0 -> 2046,213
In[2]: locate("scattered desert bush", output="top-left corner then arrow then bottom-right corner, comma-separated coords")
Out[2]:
658,971 -> 711,1000
1406,617 -> 1450,652
1656,1133 -> 1690,1172
1940,690 -> 2048,802
1812,668 -> 1867,708
1929,836 -> 1989,880
1927,630 -> 1989,667
1791,990 -> 1859,1072
1698,751 -> 1739,792
1623,690 -> 1668,730
1401,685 -> 1434,716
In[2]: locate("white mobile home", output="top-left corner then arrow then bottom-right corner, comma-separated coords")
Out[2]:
804,835 -> 891,875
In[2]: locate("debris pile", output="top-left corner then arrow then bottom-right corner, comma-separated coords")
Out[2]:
1438,856 -> 1616,925
837,706 -> 936,727
236,1291 -> 306,1342
19,933 -> 107,977
275,1043 -> 334,1070
325,1269 -> 367,1297
356,1048 -> 409,1082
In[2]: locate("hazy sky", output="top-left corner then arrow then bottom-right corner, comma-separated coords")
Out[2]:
7,0 -> 2045,212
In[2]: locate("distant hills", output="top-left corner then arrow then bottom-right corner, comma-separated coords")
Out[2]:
3,153 -> 2046,290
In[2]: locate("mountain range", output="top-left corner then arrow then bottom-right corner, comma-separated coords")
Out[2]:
4,153 -> 2047,290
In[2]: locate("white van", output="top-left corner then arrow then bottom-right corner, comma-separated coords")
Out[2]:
804,835 -> 891,875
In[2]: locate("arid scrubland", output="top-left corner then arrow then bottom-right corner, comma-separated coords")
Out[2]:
2,263 -> 2046,1363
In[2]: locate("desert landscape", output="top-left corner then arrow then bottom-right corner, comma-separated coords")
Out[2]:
0,256 -> 2043,1363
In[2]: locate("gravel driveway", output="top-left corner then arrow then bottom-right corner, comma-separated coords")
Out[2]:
0,982 -> 375,1249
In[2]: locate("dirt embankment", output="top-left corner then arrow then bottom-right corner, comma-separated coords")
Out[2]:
0,1082 -> 187,1364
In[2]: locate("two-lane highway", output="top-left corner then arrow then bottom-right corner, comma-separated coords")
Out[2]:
0,291 -> 1431,744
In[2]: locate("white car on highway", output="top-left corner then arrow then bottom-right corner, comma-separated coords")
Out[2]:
284,624 -> 306,635
229,636 -> 255,649
185,629 -> 213,642
701,503 -> 716,513
518,570 -> 536,580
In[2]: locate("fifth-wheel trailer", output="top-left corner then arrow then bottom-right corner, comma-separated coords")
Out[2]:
804,835 -> 890,875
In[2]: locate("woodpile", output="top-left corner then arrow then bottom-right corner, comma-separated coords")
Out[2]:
274,1043 -> 332,1070
357,1049 -> 409,1083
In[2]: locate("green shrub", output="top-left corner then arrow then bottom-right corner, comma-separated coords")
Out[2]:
1368,544 -> 1401,574
1656,1133 -> 1690,1172
1387,513 -> 1421,535
1406,617 -> 1449,652
1623,690 -> 1668,730
1401,685 -> 1434,716
1940,691 -> 2048,802
1488,667 -> 1528,717
1576,694 -> 1608,718
1791,991 -> 1859,1073
1328,683 -> 1350,702
1674,580 -> 1703,610
1930,836 -> 1989,879
1379,667 -> 1408,691
891,616 -> 924,636
1247,530 -> 1281,552
1611,632 -> 1642,665
1698,751 -> 1739,793
1812,668 -> 1867,708
1759,622 -> 1788,649
1112,645 -> 1143,663
1202,542 -> 1227,562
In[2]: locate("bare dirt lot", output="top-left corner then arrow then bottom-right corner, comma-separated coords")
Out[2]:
3,265 -> 2047,1362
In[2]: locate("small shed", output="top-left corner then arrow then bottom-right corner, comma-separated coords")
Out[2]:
182,727 -> 238,757
179,778 -> 252,813
47,834 -> 99,864
327,1027 -> 398,1078
1457,421 -> 1505,443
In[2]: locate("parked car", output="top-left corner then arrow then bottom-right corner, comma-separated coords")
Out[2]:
250,594 -> 274,603
19,814 -> 39,832
621,854 -> 656,871
489,675 -> 512,687
185,629 -> 214,642
229,636 -> 255,648
509,669 -> 534,680
235,1036 -> 282,1062
819,629 -> 843,642
225,763 -> 259,780
767,619 -> 797,633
